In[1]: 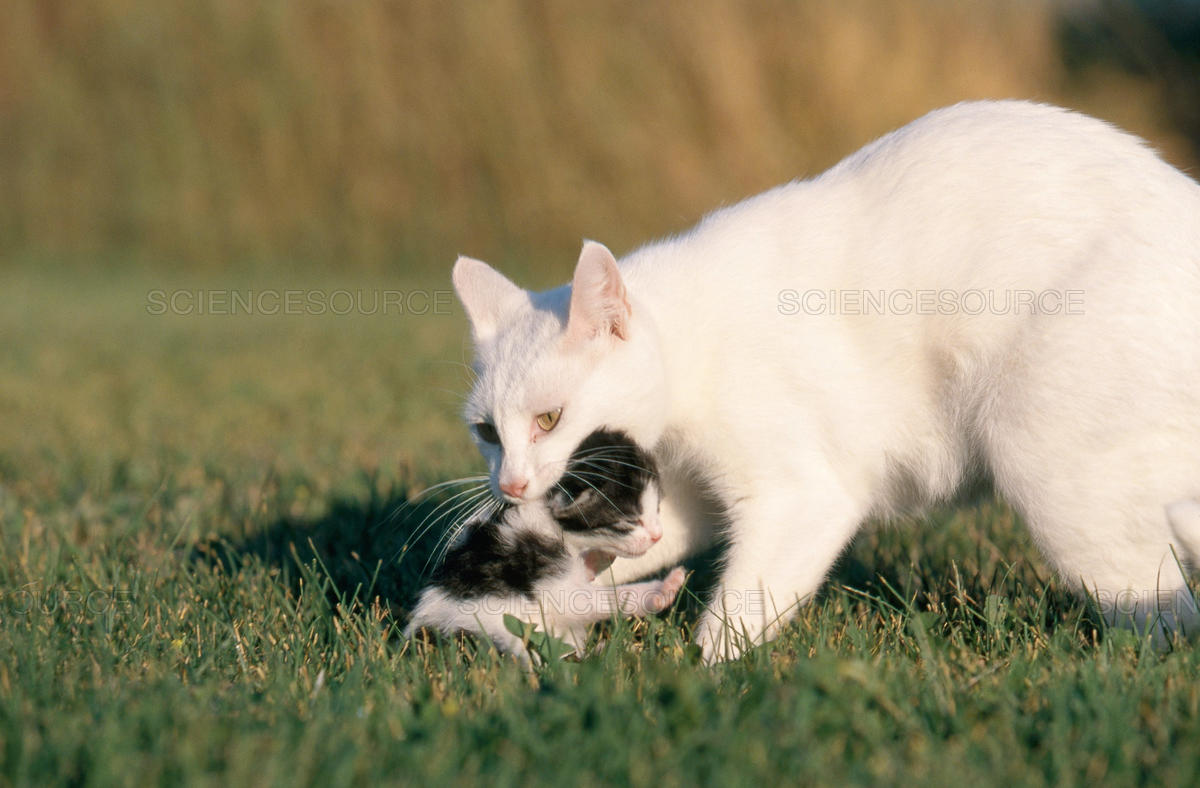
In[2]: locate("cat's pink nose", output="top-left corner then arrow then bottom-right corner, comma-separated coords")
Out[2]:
499,478 -> 528,499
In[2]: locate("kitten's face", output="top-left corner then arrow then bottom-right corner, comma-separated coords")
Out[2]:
454,243 -> 666,503
545,429 -> 662,559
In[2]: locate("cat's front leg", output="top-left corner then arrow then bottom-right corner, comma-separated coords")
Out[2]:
695,478 -> 865,663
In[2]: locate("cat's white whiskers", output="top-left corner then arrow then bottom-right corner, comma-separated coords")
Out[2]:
429,387 -> 474,406
396,483 -> 494,561
561,471 -> 623,515
565,463 -> 643,491
431,358 -> 479,389
400,487 -> 495,570
552,481 -> 599,530
569,450 -> 656,479
423,495 -> 503,576
406,484 -> 490,541
541,450 -> 652,483
410,475 -> 490,500
381,474 -> 489,529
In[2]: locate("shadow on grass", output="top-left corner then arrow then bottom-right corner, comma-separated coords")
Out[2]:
186,481 -> 733,627
826,492 -> 1106,643
187,474 -> 1101,646
189,486 -> 463,619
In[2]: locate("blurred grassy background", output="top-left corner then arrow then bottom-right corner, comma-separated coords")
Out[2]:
2,0 -> 1198,277
3,6 -> 1200,782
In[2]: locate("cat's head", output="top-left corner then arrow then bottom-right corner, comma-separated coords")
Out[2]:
452,241 -> 667,503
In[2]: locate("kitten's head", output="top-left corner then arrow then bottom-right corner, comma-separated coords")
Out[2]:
545,428 -> 662,560
453,241 -> 667,503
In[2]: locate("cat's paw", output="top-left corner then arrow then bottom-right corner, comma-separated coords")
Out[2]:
644,567 -> 686,613
694,612 -> 756,664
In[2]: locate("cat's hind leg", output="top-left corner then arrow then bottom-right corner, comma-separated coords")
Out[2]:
993,462 -> 1200,640
974,285 -> 1200,640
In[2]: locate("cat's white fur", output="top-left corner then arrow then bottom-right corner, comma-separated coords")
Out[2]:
452,101 -> 1200,661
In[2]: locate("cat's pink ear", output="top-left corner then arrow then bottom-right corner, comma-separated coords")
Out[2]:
566,241 -> 630,343
452,256 -> 527,343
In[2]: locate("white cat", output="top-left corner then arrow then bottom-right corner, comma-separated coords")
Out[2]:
451,100 -> 1200,661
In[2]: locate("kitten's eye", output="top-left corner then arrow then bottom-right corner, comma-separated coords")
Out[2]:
535,408 -> 562,432
473,422 -> 500,445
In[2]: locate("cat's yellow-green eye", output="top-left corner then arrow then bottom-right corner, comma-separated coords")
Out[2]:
536,408 -> 562,432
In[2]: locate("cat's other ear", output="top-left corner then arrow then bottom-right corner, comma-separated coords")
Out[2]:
566,241 -> 630,343
452,256 -> 527,343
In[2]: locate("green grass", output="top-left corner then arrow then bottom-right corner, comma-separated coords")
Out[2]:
4,270 -> 1200,787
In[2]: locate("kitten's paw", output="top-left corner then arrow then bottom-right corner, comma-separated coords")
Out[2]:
644,567 -> 686,613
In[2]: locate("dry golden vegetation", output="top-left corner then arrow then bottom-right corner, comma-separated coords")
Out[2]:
2,0 -> 1195,275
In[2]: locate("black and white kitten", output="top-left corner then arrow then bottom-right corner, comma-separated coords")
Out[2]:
404,430 -> 684,658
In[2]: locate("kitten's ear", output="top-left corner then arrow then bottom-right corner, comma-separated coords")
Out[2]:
452,256 -> 527,343
566,241 -> 631,343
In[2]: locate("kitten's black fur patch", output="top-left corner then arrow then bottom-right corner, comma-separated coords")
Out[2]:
430,512 -> 567,600
429,429 -> 656,600
546,429 -> 657,535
